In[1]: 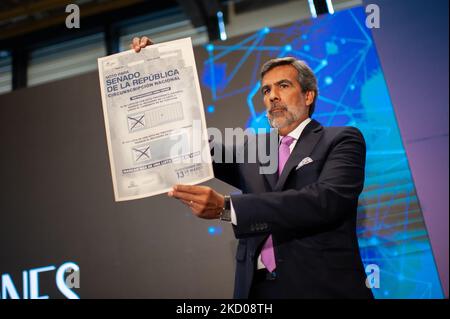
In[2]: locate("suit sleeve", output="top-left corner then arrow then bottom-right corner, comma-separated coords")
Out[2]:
230,127 -> 366,239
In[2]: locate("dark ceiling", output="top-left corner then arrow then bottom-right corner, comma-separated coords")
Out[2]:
0,0 -> 296,50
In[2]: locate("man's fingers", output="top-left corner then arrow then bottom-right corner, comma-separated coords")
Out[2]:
178,198 -> 217,209
132,37 -> 140,47
180,199 -> 213,209
173,184 -> 206,194
168,185 -> 219,217
131,36 -> 153,52
132,38 -> 141,52
169,190 -> 203,203
132,37 -> 140,50
140,36 -> 153,47
180,199 -> 198,209
180,200 -> 218,218
180,199 -> 192,206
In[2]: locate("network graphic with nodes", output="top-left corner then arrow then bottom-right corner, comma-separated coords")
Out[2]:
198,6 -> 443,298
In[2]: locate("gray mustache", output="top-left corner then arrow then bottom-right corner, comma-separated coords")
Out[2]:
268,105 -> 288,115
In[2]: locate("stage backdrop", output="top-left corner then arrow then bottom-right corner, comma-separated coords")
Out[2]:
196,6 -> 443,298
0,6 -> 444,298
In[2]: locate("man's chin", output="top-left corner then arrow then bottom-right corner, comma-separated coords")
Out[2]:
269,118 -> 290,129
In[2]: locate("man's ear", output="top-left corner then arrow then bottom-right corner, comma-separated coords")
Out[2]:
305,91 -> 315,106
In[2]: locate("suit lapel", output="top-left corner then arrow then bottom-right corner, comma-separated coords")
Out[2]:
274,120 -> 323,192
263,166 -> 278,190
259,129 -> 278,190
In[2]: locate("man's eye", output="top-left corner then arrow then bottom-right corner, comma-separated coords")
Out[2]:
280,83 -> 288,88
263,89 -> 270,95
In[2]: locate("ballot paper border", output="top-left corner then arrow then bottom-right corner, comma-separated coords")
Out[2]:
98,37 -> 214,202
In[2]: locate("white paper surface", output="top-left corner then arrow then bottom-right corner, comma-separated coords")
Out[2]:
98,37 -> 213,201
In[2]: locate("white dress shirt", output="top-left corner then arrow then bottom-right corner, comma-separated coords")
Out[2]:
230,117 -> 312,269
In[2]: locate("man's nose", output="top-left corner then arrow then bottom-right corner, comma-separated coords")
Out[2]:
269,88 -> 279,102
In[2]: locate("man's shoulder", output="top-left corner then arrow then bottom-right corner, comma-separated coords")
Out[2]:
311,123 -> 366,152
321,124 -> 364,142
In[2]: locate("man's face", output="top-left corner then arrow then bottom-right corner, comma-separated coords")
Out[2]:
261,65 -> 312,133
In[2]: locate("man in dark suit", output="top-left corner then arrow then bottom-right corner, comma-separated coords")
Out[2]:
132,37 -> 374,299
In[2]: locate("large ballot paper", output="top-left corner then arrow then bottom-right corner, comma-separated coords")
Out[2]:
98,38 -> 214,201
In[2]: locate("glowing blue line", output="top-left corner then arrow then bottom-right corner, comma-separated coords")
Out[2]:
247,81 -> 261,119
334,47 -> 367,77
383,157 -> 408,172
349,10 -> 372,45
250,49 -> 263,84
215,85 -> 252,100
290,50 -> 323,62
208,50 -> 217,100
224,33 -> 264,87
205,32 -> 260,63
358,193 -> 417,214
340,37 -> 370,44
372,215 -> 424,235
360,183 -> 415,198
213,45 -> 284,51
366,150 -> 406,156
313,59 -> 328,73
326,45 -> 369,126
277,47 -> 289,58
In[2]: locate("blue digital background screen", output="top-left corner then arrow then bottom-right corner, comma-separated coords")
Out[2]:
198,6 -> 443,298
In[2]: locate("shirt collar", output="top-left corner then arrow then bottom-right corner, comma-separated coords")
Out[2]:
279,117 -> 312,143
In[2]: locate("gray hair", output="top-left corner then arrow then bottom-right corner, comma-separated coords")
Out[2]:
260,57 -> 319,116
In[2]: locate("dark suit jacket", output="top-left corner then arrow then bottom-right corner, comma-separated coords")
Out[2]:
213,119 -> 373,299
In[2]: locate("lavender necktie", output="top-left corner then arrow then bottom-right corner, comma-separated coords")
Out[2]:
260,135 -> 295,272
